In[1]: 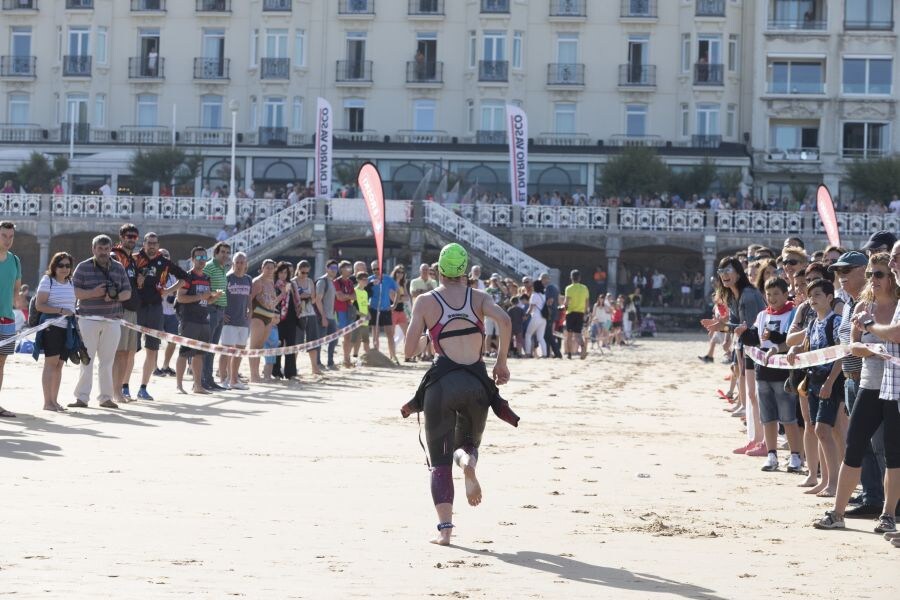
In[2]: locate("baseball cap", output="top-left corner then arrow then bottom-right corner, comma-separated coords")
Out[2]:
490,273 -> 500,280
438,243 -> 468,278
828,251 -> 868,270
861,230 -> 897,252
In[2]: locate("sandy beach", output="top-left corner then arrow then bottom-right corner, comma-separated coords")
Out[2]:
0,333 -> 896,599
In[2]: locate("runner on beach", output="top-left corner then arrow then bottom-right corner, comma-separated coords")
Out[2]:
401,242 -> 514,546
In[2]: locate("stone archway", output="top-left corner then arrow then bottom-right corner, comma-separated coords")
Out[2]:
618,244 -> 705,307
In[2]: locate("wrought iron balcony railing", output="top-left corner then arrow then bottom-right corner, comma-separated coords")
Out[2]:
479,60 -> 508,82
194,57 -> 230,79
0,56 -> 36,77
547,63 -> 585,86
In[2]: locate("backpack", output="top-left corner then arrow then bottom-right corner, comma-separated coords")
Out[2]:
27,278 -> 51,328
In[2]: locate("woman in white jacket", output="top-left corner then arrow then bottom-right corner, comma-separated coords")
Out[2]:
524,280 -> 548,357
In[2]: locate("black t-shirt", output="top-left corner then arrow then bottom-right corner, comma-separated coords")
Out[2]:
134,250 -> 190,305
178,271 -> 211,324
112,246 -> 141,311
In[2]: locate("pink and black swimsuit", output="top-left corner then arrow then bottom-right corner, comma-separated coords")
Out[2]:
427,287 -> 485,358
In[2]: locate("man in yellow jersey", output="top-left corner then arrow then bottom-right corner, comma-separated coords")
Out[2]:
563,269 -> 590,359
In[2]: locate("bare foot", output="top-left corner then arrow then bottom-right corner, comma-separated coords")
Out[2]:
249,377 -> 263,383
805,481 -> 828,495
464,465 -> 482,507
430,530 -> 452,546
798,476 -> 818,488
816,488 -> 836,498
176,386 -> 188,394
53,402 -> 66,412
192,387 -> 211,395
43,404 -> 59,412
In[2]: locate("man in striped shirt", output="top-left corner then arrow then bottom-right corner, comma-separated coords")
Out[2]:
201,241 -> 230,391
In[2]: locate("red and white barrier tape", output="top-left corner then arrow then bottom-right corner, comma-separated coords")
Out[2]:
0,314 -> 364,358
744,344 -> 900,370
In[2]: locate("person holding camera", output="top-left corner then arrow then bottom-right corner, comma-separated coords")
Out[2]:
175,247 -> 223,395
69,235 -> 132,409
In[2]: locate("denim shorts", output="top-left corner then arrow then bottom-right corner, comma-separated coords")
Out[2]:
807,378 -> 844,427
757,378 -> 797,425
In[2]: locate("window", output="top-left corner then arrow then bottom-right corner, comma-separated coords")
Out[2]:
344,98 -> 365,132
263,96 -> 285,127
466,99 -> 475,133
557,33 -> 578,64
250,29 -> 259,66
96,26 -> 107,65
845,0 -> 894,29
554,102 -> 576,134
726,104 -> 736,138
681,34 -> 691,72
94,94 -> 105,127
843,57 -> 892,94
512,31 -> 523,69
292,97 -> 303,130
696,103 -> 720,135
136,94 -> 158,126
625,104 -> 646,136
769,60 -> 825,94
295,30 -> 306,67
8,93 -> 29,125
480,100 -> 505,131
65,93 -> 88,124
468,31 -> 476,68
266,29 -> 288,58
68,27 -> 90,57
681,103 -> 689,136
697,35 -> 722,65
11,27 -> 31,58
770,120 -> 819,151
842,122 -> 889,157
483,31 -> 506,61
728,34 -> 739,72
413,99 -> 436,131
200,94 -> 223,128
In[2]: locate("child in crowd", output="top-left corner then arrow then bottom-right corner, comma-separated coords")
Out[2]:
263,324 -> 279,381
737,277 -> 803,473
352,272 -> 371,360
788,279 -> 844,497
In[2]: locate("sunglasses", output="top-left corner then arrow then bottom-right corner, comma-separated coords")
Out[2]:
300,270 -> 309,275
782,259 -> 801,266
746,255 -> 759,261
194,255 -> 209,261
57,263 -> 71,268
124,234 -> 139,240
865,270 -> 888,279
717,266 -> 735,276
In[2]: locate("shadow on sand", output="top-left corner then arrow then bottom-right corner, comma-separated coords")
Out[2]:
452,546 -> 727,600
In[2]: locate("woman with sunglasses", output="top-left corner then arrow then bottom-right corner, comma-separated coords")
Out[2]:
271,261 -> 297,381
702,257 -> 767,456
34,252 -> 77,412
780,247 -> 808,300
814,251 -> 900,533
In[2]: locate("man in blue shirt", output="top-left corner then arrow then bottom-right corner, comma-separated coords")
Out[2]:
368,260 -> 399,362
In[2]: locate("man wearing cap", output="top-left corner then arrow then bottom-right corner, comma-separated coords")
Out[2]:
830,251 -> 884,517
862,231 -> 897,257
401,242 -> 516,546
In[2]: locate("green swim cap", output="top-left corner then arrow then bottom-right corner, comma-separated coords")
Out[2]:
438,243 -> 468,278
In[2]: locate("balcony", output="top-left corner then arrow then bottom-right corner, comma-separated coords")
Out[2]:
335,59 -> 373,83
131,0 -> 165,11
262,0 -> 290,11
394,129 -> 451,144
620,0 -> 656,18
481,0 -> 508,14
194,57 -> 229,80
260,57 -> 289,79
408,0 -> 442,16
609,134 -> 665,147
259,127 -> 288,146
338,0 -> 374,16
767,17 -> 827,31
334,129 -> 381,142
479,60 -> 508,82
128,56 -> 164,79
0,56 -> 36,78
547,63 -> 584,86
196,0 -> 230,10
535,132 -> 591,146
693,62 -> 723,86
0,124 -> 46,143
550,0 -> 585,17
119,126 -> 172,145
767,147 -> 820,162
844,18 -> 894,31
61,122 -> 90,144
692,134 -> 722,148
406,60 -> 443,85
183,127 -> 231,145
476,130 -> 506,144
66,0 -> 91,7
63,55 -> 92,77
696,0 -> 725,17
618,63 -> 656,87
2,0 -> 38,9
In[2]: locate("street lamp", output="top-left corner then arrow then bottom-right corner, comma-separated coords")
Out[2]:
226,99 -> 239,226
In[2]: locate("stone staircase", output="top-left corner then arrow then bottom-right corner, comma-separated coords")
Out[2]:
217,197 -> 549,279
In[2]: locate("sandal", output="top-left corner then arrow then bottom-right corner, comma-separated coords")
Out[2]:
812,511 -> 844,530
0,408 -> 16,418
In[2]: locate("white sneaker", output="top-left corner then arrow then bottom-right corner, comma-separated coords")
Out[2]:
787,453 -> 803,473
220,381 -> 231,390
761,453 -> 779,471
230,382 -> 249,390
